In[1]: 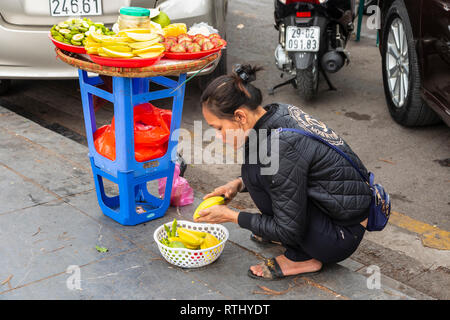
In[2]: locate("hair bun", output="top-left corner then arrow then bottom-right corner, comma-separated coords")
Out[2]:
233,64 -> 263,84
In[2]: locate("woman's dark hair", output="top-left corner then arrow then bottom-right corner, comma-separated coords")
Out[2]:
200,64 -> 263,119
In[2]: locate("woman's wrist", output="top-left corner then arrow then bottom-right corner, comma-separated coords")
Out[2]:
235,177 -> 244,192
226,207 -> 239,224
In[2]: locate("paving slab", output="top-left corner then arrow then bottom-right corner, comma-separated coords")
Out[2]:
0,200 -> 136,294
0,165 -> 57,214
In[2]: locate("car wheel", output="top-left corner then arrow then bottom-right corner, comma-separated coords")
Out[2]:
0,79 -> 11,95
197,48 -> 227,91
381,0 -> 441,126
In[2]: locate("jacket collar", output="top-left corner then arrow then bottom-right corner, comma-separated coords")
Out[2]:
243,103 -> 282,158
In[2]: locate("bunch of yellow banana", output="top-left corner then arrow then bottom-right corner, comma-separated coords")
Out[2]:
159,219 -> 221,250
85,28 -> 165,59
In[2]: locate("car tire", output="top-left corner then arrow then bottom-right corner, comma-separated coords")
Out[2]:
381,0 -> 441,126
0,79 -> 11,95
197,48 -> 227,91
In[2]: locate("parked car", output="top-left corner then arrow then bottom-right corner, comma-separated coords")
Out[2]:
0,0 -> 228,95
379,0 -> 450,126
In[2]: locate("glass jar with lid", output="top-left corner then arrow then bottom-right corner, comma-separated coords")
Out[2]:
117,7 -> 151,30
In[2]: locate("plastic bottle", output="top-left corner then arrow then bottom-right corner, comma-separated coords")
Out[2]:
117,7 -> 151,30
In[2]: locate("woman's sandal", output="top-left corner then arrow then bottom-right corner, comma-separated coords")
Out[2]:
250,234 -> 281,245
247,257 -> 321,281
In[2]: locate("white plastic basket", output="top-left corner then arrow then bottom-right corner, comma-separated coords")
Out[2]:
154,220 -> 229,268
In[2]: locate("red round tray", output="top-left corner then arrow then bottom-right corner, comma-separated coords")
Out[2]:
88,53 -> 165,68
164,41 -> 227,60
49,32 -> 86,54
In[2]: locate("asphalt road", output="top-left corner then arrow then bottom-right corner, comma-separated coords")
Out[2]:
0,0 -> 449,299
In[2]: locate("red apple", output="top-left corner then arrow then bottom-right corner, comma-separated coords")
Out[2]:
163,42 -> 172,51
165,37 -> 177,46
208,33 -> 221,40
179,39 -> 192,48
170,43 -> 187,53
194,37 -> 208,46
201,41 -> 215,51
210,38 -> 226,47
177,33 -> 191,43
192,34 -> 205,41
187,43 -> 202,53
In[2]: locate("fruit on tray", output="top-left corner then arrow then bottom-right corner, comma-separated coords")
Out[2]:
151,11 -> 171,28
165,33 -> 225,54
51,18 -> 114,47
159,219 -> 221,250
186,43 -> 202,53
201,41 -> 215,51
84,29 -> 165,59
170,43 -> 187,53
163,23 -> 188,37
193,196 -> 225,220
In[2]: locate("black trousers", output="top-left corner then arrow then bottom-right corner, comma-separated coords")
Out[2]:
250,189 -> 366,264
283,202 -> 366,264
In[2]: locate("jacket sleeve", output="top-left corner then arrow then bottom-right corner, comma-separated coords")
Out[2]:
238,138 -> 310,245
237,176 -> 248,193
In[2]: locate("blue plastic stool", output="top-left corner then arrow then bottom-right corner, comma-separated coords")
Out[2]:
77,70 -> 187,225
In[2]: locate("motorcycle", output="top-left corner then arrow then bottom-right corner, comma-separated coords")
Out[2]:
270,0 -> 356,100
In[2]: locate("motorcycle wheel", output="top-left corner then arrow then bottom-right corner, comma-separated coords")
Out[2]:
295,59 -> 319,101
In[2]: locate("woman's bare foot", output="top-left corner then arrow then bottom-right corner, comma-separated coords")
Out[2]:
249,255 -> 322,277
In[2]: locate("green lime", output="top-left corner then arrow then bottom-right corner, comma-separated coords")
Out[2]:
72,33 -> 84,41
169,241 -> 186,249
59,29 -> 70,35
151,11 -> 170,28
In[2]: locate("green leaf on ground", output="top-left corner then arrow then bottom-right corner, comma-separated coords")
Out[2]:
95,245 -> 108,253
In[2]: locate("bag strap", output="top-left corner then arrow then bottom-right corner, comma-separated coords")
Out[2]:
276,127 -> 369,183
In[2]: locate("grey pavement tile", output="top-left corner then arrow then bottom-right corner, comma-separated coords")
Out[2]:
0,126 -> 93,197
356,266 -> 435,300
1,249 -> 224,300
0,165 -> 57,214
303,263 -> 412,300
0,111 -> 89,170
153,242 -> 341,300
0,200 -> 136,294
64,189 -> 184,247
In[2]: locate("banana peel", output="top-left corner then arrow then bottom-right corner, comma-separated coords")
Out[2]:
193,196 -> 225,220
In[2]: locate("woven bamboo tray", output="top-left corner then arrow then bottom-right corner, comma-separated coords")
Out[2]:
55,48 -> 221,78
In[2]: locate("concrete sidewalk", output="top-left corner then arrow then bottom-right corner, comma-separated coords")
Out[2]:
0,106 -> 427,300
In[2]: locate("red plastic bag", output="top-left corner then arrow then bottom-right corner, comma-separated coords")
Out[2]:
94,103 -> 172,162
158,163 -> 194,207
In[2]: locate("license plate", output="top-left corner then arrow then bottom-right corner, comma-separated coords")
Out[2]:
285,26 -> 320,52
50,0 -> 102,17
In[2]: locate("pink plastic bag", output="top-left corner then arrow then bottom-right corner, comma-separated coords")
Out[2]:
158,163 -> 194,207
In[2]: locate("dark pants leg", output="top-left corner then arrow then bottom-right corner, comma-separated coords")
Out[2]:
283,202 -> 366,264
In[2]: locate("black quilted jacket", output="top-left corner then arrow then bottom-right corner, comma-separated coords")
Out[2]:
237,103 -> 372,245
